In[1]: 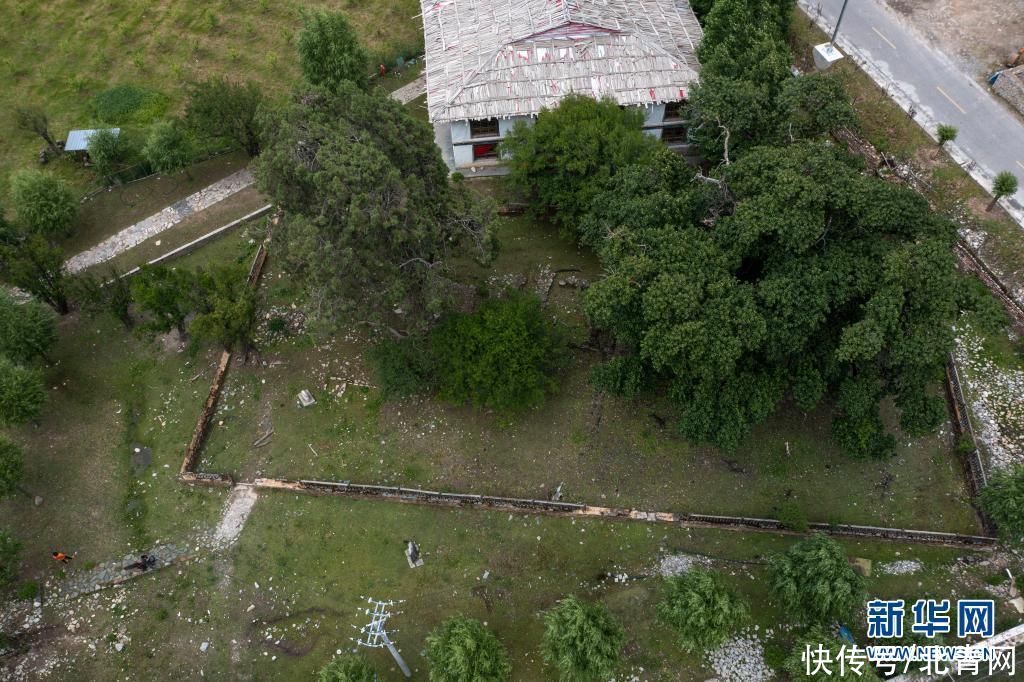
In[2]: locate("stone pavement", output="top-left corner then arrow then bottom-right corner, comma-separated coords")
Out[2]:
390,74 -> 426,105
48,543 -> 191,603
65,169 -> 255,273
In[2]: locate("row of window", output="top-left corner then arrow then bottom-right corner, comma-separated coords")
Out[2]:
468,100 -> 684,139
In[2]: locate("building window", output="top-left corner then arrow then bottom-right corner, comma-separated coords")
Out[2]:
469,118 -> 499,138
664,100 -> 683,121
473,142 -> 498,160
662,125 -> 688,143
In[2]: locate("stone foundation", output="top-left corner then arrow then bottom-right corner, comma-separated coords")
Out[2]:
994,66 -> 1024,115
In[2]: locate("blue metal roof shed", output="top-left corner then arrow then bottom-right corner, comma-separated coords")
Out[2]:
64,128 -> 120,152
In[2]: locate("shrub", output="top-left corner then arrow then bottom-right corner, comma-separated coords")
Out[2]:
937,124 -> 958,146
143,120 -> 193,176
656,568 -> 749,652
432,292 -> 568,412
769,533 -> 864,624
990,171 -> 1019,210
9,169 -> 77,237
424,616 -> 512,682
0,291 -> 57,364
91,84 -> 169,124
17,580 -> 38,601
318,654 -> 376,682
87,128 -> 134,180
298,10 -> 369,92
979,465 -> 1024,541
367,336 -> 436,398
0,357 -> 46,426
783,625 -> 880,680
542,596 -> 625,682
777,499 -> 809,533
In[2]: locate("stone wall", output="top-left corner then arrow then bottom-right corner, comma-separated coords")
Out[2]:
994,66 -> 1024,115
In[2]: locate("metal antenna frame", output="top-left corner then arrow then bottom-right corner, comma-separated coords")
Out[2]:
351,597 -> 412,678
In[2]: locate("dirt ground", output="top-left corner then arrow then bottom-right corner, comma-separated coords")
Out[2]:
885,0 -> 1024,78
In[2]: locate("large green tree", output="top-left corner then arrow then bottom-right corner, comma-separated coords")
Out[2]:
424,616 -> 512,682
297,10 -> 369,92
502,94 -> 661,233
769,534 -> 864,624
9,169 -> 77,237
0,291 -> 56,364
87,128 -> 134,181
584,142 -> 960,457
656,568 -> 749,652
256,84 -> 494,335
186,77 -> 263,157
431,292 -> 567,411
541,597 -> 625,682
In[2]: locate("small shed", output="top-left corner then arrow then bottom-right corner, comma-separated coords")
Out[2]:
64,128 -> 120,156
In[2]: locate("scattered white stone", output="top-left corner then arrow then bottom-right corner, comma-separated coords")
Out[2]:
200,642 -> 209,653
708,632 -> 773,682
658,553 -> 711,577
878,559 -> 923,576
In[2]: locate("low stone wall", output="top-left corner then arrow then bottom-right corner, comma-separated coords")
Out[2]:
994,66 -> 1024,115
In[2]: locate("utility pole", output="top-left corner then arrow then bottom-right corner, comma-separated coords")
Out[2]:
831,0 -> 851,45
352,597 -> 412,678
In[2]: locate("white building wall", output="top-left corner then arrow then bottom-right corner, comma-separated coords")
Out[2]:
449,120 -> 474,168
643,103 -> 665,139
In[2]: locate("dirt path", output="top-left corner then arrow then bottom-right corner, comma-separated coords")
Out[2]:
391,74 -> 426,105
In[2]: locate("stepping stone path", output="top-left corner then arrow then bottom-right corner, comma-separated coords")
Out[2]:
65,169 -> 255,273
48,543 -> 191,603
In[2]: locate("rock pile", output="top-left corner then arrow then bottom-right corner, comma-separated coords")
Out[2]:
707,633 -> 773,682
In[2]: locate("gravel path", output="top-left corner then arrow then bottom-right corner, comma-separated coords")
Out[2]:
390,74 -> 426,105
210,484 -> 259,549
65,169 -> 254,273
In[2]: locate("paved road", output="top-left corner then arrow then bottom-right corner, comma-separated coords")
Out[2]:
801,0 -> 1024,212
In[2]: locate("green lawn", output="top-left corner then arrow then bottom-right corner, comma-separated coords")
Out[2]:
40,492 -> 998,681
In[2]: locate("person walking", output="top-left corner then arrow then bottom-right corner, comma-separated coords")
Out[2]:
51,550 -> 74,564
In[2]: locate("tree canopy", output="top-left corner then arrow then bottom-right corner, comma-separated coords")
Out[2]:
190,265 -> 258,351
656,568 -> 750,652
9,169 -> 77,237
88,128 -> 134,180
541,596 -> 625,682
186,77 -> 263,157
0,215 -> 71,315
769,534 -> 864,624
583,141 -> 960,456
431,292 -> 567,411
256,84 -> 494,335
130,266 -> 199,336
502,94 -> 661,233
424,616 -> 512,682
318,654 -> 376,682
298,10 -> 369,92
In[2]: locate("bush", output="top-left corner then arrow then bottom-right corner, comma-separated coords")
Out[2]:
0,437 -> 25,499
432,292 -> 568,412
424,616 -> 512,682
979,465 -> 1024,541
783,625 -> 879,680
9,169 -> 77,237
937,124 -> 958,146
0,357 -> 46,426
91,84 -> 169,124
0,291 -> 57,364
777,499 -> 809,532
88,128 -> 134,180
656,568 -> 749,652
0,529 -> 20,590
769,534 -> 864,624
318,654 -> 376,682
143,120 -> 193,176
367,336 -> 436,398
298,10 -> 369,92
542,596 -> 625,682
17,580 -> 38,601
